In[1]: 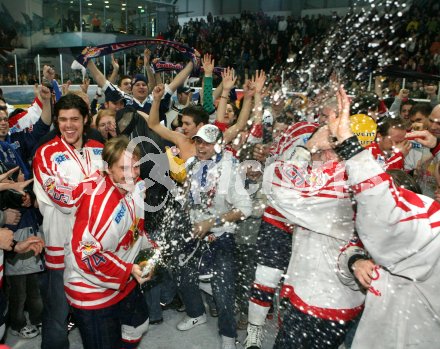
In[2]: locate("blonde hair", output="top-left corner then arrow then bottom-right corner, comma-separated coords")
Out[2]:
102,135 -> 141,169
96,109 -> 116,127
67,90 -> 90,105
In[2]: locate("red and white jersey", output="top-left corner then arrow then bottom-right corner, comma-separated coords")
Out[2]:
345,150 -> 440,348
33,136 -> 104,269
262,122 -> 319,232
366,141 -> 403,170
270,121 -> 319,157
8,97 -> 43,133
263,146 -> 364,321
64,174 -> 149,310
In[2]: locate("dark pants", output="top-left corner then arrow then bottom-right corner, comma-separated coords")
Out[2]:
40,269 -> 70,349
72,287 -> 149,349
274,303 -> 351,349
6,273 -> 43,331
143,268 -> 176,322
257,221 -> 292,271
177,233 -> 237,338
235,243 -> 257,315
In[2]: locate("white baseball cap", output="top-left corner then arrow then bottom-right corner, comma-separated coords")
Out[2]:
192,124 -> 222,143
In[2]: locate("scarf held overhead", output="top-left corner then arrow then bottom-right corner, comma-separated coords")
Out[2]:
71,38 -> 201,77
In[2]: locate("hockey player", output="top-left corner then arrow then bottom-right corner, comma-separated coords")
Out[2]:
328,85 -> 440,349
33,94 -> 104,349
64,136 -> 153,349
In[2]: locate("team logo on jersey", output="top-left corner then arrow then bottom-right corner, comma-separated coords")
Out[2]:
114,203 -> 126,224
52,152 -> 70,165
43,178 -> 56,193
280,165 -> 327,188
78,240 -> 99,258
93,148 -> 102,155
43,178 -> 71,203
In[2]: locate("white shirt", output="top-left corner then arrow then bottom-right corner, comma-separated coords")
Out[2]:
186,152 -> 252,235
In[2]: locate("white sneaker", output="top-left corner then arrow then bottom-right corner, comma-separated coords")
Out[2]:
10,324 -> 39,339
222,335 -> 236,349
176,314 -> 207,331
244,323 -> 263,349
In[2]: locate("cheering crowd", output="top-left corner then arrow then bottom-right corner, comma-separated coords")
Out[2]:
1,4 -> 440,349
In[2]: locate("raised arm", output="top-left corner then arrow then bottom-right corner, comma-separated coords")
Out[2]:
143,84 -> 185,145
244,70 -> 266,144
216,67 -> 237,124
43,65 -> 61,101
87,59 -> 107,88
223,78 -> 255,144
201,53 -> 215,115
213,81 -> 223,101
108,54 -> 120,84
143,48 -> 156,92
39,85 -> 53,126
330,86 -> 440,277
167,61 -> 194,93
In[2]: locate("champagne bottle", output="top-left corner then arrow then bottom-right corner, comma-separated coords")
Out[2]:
134,248 -> 161,278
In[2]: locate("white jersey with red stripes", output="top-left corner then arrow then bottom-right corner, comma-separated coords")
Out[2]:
8,97 -> 43,133
366,141 -> 404,170
64,174 -> 150,310
33,136 -> 104,269
345,150 -> 440,348
263,146 -> 365,321
262,121 -> 319,233
270,121 -> 319,157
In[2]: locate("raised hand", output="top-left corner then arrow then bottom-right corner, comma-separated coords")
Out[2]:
111,54 -> 119,71
329,70 -> 340,95
144,48 -> 152,65
328,85 -> 353,143
152,84 -> 165,101
253,70 -> 266,94
202,53 -> 214,77
62,80 -> 72,95
43,65 -> 55,81
80,77 -> 90,94
242,79 -> 255,99
221,67 -> 237,92
39,85 -> 52,102
397,88 -> 409,100
185,91 -> 193,107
